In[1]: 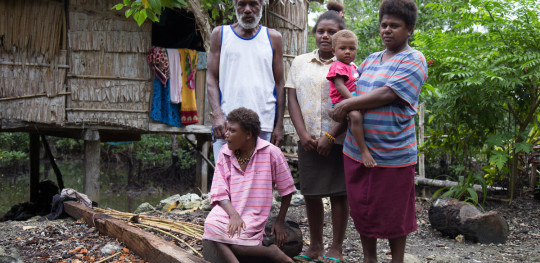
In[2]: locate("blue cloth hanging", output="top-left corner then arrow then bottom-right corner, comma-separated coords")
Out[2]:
150,76 -> 182,127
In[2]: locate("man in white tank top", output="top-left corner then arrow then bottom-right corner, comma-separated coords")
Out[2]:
206,0 -> 285,163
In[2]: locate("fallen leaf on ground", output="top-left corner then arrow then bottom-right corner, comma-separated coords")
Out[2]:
69,247 -> 82,253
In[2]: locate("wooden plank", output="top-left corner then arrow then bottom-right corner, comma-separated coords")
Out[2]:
195,70 -> 207,125
148,122 -> 211,135
195,135 -> 211,194
63,201 -> 207,263
29,133 -> 40,203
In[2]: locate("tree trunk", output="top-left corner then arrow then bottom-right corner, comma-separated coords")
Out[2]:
187,0 -> 212,52
428,197 -> 509,244
414,177 -> 505,192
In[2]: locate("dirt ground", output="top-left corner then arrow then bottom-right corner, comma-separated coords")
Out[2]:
1,195 -> 539,263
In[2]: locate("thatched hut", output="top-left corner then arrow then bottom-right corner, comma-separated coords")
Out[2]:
0,0 -> 313,200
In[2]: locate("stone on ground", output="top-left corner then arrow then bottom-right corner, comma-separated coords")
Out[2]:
134,202 -> 155,214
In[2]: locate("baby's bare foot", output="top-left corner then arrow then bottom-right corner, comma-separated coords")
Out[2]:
361,150 -> 377,168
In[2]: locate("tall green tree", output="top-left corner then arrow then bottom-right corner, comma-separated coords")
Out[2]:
344,0 -> 446,61
413,0 -> 540,200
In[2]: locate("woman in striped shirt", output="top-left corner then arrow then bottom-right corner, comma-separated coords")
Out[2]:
203,107 -> 296,263
330,0 -> 428,262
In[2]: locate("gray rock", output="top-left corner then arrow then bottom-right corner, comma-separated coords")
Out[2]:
430,256 -> 461,263
404,253 -> 422,263
100,243 -> 122,255
0,256 -> 19,263
183,201 -> 202,210
0,247 -> 22,263
157,193 -> 203,211
201,193 -> 210,200
179,193 -> 202,203
291,193 -> 305,206
156,194 -> 182,211
134,202 -> 155,214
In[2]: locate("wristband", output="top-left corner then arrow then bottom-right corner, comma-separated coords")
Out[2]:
324,132 -> 335,144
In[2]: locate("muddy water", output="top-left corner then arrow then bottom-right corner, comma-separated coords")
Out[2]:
0,160 -> 182,216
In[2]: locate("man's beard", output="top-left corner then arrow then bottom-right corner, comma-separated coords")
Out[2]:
235,8 -> 263,29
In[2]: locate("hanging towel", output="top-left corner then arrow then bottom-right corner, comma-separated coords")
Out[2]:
146,46 -> 169,86
150,76 -> 182,127
167,48 -> 182,104
179,49 -> 199,125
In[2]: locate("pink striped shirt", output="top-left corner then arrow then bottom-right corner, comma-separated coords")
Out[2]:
203,138 -> 296,246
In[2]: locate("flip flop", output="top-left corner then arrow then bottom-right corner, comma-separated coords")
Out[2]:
322,254 -> 341,263
294,254 -> 316,262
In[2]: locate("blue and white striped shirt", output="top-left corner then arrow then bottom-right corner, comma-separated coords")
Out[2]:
343,48 -> 428,167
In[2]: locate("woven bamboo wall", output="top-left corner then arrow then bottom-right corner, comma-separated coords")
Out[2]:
265,0 -> 309,75
0,0 -> 67,125
264,0 -> 310,148
66,0 -> 152,130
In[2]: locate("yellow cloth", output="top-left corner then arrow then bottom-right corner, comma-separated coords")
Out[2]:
178,49 -> 199,125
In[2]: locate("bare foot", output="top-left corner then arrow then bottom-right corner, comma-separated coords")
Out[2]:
269,244 -> 294,263
361,149 -> 377,168
298,245 -> 323,261
322,247 -> 343,263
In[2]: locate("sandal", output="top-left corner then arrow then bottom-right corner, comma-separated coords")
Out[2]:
294,254 -> 317,262
322,254 -> 342,263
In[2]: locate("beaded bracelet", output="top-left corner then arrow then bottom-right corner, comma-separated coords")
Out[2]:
324,132 -> 336,144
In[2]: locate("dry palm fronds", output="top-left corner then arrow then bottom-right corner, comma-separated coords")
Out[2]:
137,224 -> 203,257
93,207 -> 204,240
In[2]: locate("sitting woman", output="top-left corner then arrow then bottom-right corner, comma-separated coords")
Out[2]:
203,107 -> 296,263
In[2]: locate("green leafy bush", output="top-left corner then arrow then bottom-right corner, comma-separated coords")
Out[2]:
0,133 -> 29,167
414,0 -> 540,200
432,172 -> 488,206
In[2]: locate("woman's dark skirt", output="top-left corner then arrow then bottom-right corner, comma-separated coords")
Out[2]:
297,142 -> 347,198
344,155 -> 417,239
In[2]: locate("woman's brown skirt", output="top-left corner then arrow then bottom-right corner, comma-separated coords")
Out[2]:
297,143 -> 346,198
344,155 -> 417,239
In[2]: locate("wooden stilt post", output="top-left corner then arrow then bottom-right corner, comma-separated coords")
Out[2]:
419,103 -> 426,198
84,129 -> 100,202
29,133 -> 40,203
195,135 -> 211,194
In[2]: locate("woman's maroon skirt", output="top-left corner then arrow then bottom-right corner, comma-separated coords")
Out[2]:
344,155 -> 417,239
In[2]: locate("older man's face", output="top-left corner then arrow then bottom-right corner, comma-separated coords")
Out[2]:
235,0 -> 263,29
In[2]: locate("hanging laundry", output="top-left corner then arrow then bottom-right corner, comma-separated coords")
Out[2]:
167,48 -> 182,104
150,76 -> 182,127
178,49 -> 199,125
146,46 -> 169,85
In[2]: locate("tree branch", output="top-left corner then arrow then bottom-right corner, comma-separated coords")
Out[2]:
483,3 -> 514,55
519,86 -> 540,132
187,0 -> 212,52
